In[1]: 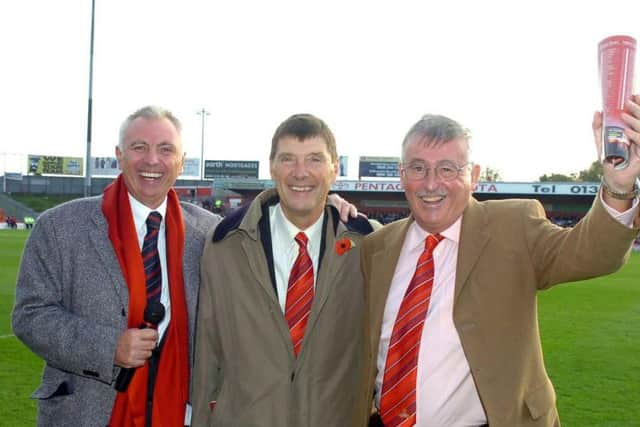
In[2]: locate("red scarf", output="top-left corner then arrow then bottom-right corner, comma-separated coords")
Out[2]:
103,175 -> 189,427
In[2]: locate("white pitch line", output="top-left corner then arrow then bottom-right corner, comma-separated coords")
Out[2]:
0,334 -> 15,339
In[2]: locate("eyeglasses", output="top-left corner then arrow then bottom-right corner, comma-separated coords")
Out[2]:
401,160 -> 470,181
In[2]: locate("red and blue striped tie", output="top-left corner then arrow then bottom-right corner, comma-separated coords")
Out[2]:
142,211 -> 162,305
379,233 -> 444,426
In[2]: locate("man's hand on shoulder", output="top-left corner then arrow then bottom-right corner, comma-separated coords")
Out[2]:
327,193 -> 359,222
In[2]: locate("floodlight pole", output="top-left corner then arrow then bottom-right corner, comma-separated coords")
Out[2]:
84,0 -> 96,197
2,152 -> 6,193
197,108 -> 210,180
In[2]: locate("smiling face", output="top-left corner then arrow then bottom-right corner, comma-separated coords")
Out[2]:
116,116 -> 185,209
270,135 -> 338,229
401,135 -> 480,233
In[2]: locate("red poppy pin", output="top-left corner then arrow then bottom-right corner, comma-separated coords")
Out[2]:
335,238 -> 355,256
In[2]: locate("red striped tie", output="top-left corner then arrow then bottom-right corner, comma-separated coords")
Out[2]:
379,233 -> 444,426
285,232 -> 314,357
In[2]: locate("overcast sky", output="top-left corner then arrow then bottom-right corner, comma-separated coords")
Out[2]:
1,0 -> 638,181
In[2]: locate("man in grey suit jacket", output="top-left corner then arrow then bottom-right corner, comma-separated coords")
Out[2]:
192,114 -> 379,426
12,106 -> 221,426
359,107 -> 640,427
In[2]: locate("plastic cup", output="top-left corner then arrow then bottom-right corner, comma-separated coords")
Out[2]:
598,35 -> 636,169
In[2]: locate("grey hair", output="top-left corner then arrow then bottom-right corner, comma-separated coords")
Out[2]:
118,105 -> 182,150
401,114 -> 472,161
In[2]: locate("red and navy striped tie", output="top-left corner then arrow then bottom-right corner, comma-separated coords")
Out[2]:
142,211 -> 162,304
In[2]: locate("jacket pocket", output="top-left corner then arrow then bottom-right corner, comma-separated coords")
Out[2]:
32,379 -> 74,400
31,369 -> 75,400
524,379 -> 556,420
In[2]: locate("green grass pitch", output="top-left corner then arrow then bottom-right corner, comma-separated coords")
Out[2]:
1,229 -> 638,426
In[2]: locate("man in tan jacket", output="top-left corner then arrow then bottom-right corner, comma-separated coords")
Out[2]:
360,101 -> 640,426
193,114 -> 378,426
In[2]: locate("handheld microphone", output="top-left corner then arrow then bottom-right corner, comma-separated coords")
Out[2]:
114,301 -> 165,392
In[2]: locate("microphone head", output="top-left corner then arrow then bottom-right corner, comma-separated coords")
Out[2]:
143,301 -> 166,326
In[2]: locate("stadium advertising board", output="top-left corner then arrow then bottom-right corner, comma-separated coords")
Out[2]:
358,156 -> 400,178
205,160 -> 259,179
210,178 -> 600,196
333,180 -> 599,195
181,158 -> 200,177
28,155 -> 83,176
90,157 -> 200,178
91,157 -> 119,176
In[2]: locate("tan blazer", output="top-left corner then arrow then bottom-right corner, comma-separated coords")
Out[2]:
359,196 -> 639,427
192,189 -> 377,427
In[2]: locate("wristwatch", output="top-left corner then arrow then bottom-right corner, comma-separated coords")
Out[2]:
600,177 -> 640,200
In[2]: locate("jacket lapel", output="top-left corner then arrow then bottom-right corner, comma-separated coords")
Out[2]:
369,218 -> 412,350
454,198 -> 491,303
304,212 -> 344,338
239,191 -> 282,307
181,209 -> 200,318
88,202 -> 129,308
242,237 -> 280,305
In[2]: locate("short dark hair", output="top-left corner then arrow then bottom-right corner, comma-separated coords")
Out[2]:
402,114 -> 471,161
270,114 -> 337,162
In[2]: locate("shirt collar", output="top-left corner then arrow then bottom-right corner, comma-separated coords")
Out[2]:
407,216 -> 462,251
271,203 -> 324,250
128,193 -> 168,231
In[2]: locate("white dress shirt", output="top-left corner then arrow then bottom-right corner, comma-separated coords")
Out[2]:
129,194 -> 170,340
269,204 -> 323,312
130,194 -> 202,424
375,218 -> 486,427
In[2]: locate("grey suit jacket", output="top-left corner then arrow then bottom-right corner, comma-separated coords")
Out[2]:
191,189 -> 378,427
359,196 -> 639,427
12,195 -> 220,427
